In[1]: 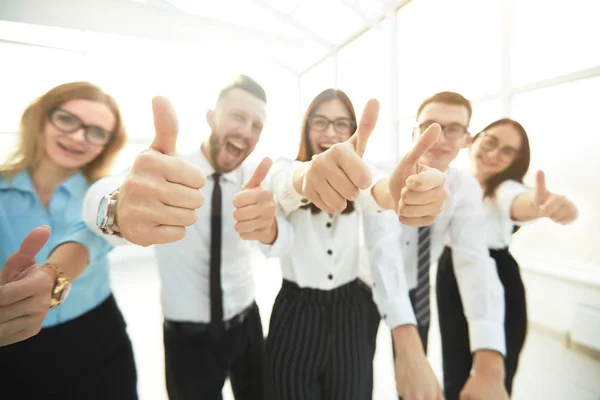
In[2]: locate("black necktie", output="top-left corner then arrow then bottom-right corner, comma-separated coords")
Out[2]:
209,173 -> 224,336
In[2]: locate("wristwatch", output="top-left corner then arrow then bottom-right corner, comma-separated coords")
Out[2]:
97,189 -> 120,235
41,263 -> 71,309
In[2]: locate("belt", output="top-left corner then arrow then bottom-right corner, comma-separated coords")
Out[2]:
165,302 -> 255,335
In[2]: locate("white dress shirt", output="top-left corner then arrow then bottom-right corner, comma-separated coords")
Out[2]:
484,180 -> 531,249
266,158 -> 406,301
82,150 -> 293,322
362,165 -> 507,356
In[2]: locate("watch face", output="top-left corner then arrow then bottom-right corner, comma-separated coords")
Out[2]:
96,196 -> 109,228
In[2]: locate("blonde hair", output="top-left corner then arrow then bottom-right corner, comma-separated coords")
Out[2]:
0,81 -> 127,182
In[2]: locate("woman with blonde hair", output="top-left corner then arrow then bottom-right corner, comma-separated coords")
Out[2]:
0,82 -> 137,399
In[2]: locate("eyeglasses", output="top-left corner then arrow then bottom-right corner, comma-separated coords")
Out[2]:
478,131 -> 521,163
308,115 -> 356,135
416,120 -> 469,141
48,108 -> 114,146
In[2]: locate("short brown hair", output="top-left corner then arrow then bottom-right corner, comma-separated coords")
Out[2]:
416,91 -> 472,123
217,74 -> 266,104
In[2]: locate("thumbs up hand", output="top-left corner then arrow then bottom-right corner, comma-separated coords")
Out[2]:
233,157 -> 278,244
301,99 -> 380,214
0,226 -> 54,346
534,170 -> 578,225
390,124 -> 449,226
115,97 -> 207,246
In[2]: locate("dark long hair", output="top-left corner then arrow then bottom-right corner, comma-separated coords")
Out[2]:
296,89 -> 357,215
474,118 -> 531,198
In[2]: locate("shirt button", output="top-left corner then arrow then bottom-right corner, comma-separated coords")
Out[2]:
327,249 -> 333,255
326,222 -> 332,228
328,274 -> 333,280
372,282 -> 376,288
382,314 -> 387,320
406,241 -> 410,246
300,198 -> 308,204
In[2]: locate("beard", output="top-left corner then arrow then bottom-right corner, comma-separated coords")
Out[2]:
208,131 -> 251,173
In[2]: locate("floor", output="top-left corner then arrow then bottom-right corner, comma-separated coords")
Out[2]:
109,249 -> 600,400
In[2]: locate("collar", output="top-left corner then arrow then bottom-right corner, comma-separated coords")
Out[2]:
192,145 -> 243,184
0,170 -> 88,197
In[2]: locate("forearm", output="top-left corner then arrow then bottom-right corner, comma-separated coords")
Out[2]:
370,177 -> 396,211
392,324 -> 426,356
291,162 -> 310,196
472,349 -> 505,379
510,192 -> 541,222
46,242 -> 89,281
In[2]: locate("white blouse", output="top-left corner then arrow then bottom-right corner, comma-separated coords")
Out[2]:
266,157 -> 393,291
483,180 -> 532,249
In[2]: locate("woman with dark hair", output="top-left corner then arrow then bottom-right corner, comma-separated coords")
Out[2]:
436,118 -> 578,399
262,88 -> 422,400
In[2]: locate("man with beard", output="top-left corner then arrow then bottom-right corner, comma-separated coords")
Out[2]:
75,75 -> 293,400
73,75 -> 449,400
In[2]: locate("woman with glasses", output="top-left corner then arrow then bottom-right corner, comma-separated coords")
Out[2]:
261,88 -> 410,400
436,118 -> 578,399
0,82 -> 137,399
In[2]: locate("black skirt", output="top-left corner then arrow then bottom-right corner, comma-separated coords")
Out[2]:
436,246 -> 527,399
0,294 -> 138,400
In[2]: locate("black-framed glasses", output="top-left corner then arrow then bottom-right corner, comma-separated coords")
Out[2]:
48,108 -> 114,146
478,131 -> 521,163
308,115 -> 356,135
416,120 -> 469,140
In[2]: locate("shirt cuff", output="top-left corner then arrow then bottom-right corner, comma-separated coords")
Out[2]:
271,160 -> 310,215
468,320 -> 507,356
82,176 -> 130,247
375,294 -> 417,329
257,215 -> 292,258
355,165 -> 387,215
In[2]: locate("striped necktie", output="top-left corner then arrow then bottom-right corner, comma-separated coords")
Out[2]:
415,225 -> 432,328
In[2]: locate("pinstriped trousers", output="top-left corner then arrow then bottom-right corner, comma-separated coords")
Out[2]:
264,279 -> 381,400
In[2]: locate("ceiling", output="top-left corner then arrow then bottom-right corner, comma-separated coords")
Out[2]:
0,0 -> 410,75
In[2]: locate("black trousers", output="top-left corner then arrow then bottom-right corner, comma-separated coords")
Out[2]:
392,289 -> 430,400
163,302 -> 264,400
264,279 -> 380,400
436,246 -> 528,400
0,294 -> 138,400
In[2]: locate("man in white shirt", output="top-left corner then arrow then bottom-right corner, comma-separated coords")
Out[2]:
366,92 -> 509,400
80,75 -> 293,400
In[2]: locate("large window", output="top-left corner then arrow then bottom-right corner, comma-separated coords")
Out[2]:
0,40 -> 299,171
0,42 -> 86,133
396,0 -> 502,117
338,20 -> 392,162
511,0 -> 600,86
300,57 -> 336,112
509,77 -> 600,265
